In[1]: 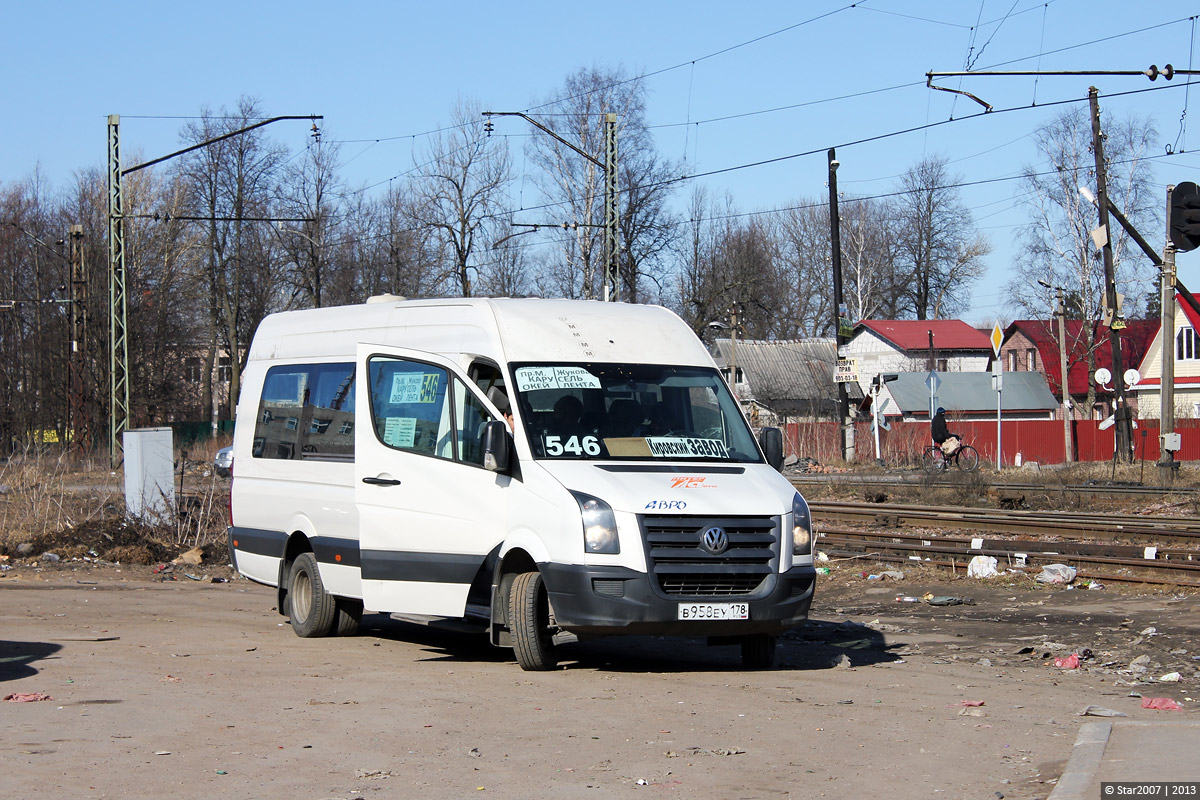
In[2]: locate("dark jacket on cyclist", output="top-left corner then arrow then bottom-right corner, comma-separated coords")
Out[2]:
931,408 -> 955,445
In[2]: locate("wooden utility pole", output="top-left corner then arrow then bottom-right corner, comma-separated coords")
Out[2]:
828,149 -> 853,461
1088,87 -> 1132,463
68,225 -> 91,453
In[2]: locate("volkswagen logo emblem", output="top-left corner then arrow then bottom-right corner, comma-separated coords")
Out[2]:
700,526 -> 729,555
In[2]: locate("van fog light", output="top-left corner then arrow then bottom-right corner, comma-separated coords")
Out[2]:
572,491 -> 620,555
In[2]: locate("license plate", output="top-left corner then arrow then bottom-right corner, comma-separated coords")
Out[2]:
677,602 -> 749,621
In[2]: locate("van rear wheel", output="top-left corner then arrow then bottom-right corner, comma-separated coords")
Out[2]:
288,552 -> 336,638
510,571 -> 558,671
741,634 -> 778,669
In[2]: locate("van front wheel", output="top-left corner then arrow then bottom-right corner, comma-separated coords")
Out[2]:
510,571 -> 558,671
741,634 -> 778,669
288,552 -> 336,638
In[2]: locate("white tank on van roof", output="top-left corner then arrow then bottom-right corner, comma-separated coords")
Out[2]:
248,297 -> 712,367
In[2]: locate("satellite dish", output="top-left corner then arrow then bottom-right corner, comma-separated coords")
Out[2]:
1095,367 -> 1112,386
1124,368 -> 1142,387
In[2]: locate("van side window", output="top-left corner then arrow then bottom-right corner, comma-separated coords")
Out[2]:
454,378 -> 490,467
254,362 -> 355,461
368,357 -> 452,458
368,356 -> 497,467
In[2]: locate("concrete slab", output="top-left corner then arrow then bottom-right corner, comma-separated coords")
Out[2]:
1049,719 -> 1200,800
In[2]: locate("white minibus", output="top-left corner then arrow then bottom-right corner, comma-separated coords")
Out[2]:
228,296 -> 815,669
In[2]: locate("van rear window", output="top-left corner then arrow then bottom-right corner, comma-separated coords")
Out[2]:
254,362 -> 355,461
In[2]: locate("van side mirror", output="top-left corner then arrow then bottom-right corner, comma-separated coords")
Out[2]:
482,420 -> 512,473
759,427 -> 784,472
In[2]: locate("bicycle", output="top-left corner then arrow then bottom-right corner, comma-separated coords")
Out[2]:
921,441 -> 980,472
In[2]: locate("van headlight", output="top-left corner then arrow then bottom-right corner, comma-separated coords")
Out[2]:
571,491 -> 620,554
791,493 -> 813,556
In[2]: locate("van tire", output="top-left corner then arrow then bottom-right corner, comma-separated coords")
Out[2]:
510,571 -> 558,671
333,598 -> 364,637
741,634 -> 778,669
288,552 -> 336,638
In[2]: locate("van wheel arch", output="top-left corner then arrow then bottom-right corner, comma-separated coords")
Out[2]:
490,549 -> 539,642
276,533 -> 314,616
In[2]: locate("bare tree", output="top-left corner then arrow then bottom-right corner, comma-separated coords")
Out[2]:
276,137 -> 345,308
1007,107 -> 1158,415
178,97 -> 288,420
893,155 -> 989,320
775,201 -> 834,338
839,196 -> 900,321
527,67 -> 681,302
412,100 -> 512,297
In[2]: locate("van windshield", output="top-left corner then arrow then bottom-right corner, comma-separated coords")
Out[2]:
510,363 -> 762,463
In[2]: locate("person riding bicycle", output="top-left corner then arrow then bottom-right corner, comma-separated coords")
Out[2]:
931,407 -> 961,457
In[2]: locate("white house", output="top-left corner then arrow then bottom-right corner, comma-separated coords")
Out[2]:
1127,292 -> 1200,419
847,319 -> 994,397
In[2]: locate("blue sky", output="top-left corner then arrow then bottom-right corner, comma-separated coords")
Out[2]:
5,1 -> 1199,323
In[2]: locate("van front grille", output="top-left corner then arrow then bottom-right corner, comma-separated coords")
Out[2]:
640,515 -> 779,598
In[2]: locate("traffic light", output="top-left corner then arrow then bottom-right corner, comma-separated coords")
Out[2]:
1170,181 -> 1200,252
873,373 -> 899,389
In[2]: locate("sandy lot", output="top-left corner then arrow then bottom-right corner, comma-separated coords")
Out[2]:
2,561 -> 1197,800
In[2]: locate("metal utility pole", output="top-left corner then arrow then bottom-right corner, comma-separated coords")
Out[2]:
107,115 -> 129,467
827,149 -> 853,461
68,225 -> 90,453
107,113 -> 322,464
1088,87 -> 1132,463
1160,186 -> 1178,476
483,110 -> 620,301
1039,279 -> 1073,463
1055,287 -> 1073,463
603,112 -> 620,302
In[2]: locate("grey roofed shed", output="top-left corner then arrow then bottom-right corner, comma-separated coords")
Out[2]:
712,338 -> 863,417
884,371 -> 1058,419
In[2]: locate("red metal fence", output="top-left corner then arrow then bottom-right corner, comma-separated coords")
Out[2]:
783,418 -> 1200,466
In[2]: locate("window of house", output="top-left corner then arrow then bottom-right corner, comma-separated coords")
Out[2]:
1027,349 -> 1037,370
936,358 -> 948,372
217,356 -> 232,382
1177,328 -> 1200,360
1007,351 -> 1017,371
184,357 -> 202,383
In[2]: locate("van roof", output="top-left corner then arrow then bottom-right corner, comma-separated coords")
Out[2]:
249,297 -> 714,367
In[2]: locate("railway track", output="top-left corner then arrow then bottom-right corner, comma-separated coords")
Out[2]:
790,474 -> 1199,499
808,499 -> 1200,587
809,500 -> 1200,541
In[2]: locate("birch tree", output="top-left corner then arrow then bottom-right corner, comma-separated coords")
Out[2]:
1007,107 -> 1157,415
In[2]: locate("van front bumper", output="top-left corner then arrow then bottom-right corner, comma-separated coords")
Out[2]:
539,563 -> 815,637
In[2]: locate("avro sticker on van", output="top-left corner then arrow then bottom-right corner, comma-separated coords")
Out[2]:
645,499 -> 687,510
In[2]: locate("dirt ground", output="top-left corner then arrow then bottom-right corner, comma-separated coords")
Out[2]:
3,555 -> 1197,800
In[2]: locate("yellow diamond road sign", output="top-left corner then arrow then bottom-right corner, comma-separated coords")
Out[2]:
990,322 -> 1003,358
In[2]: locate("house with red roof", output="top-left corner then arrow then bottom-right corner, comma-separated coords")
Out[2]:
1000,317 -> 1158,420
1126,293 -> 1200,419
846,319 -> 994,396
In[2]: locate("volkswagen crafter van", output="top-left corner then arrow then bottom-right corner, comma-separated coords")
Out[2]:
227,296 -> 815,670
